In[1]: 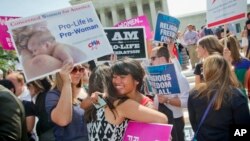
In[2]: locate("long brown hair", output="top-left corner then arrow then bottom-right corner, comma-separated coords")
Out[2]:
220,35 -> 241,64
193,55 -> 239,110
197,35 -> 224,56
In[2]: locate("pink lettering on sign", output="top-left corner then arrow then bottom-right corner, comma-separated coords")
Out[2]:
0,16 -> 20,50
114,15 -> 152,40
123,121 -> 172,141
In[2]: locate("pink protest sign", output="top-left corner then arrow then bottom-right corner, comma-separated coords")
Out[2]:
0,16 -> 19,50
114,15 -> 152,40
123,121 -> 172,141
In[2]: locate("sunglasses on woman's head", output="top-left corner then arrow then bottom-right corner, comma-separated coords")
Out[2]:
71,67 -> 85,74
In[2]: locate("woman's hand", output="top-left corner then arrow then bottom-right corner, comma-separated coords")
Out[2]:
90,92 -> 105,104
59,62 -> 74,83
157,95 -> 168,104
223,47 -> 232,64
166,38 -> 176,59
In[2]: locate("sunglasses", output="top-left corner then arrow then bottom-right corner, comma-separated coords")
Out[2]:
150,56 -> 157,61
71,67 -> 85,74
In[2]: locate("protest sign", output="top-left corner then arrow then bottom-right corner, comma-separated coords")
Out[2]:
123,121 -> 172,141
207,0 -> 247,28
154,12 -> 180,42
146,63 -> 180,95
114,15 -> 152,40
97,27 -> 147,61
6,2 -> 113,82
0,16 -> 19,50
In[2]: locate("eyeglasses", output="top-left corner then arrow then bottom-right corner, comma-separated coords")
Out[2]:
71,67 -> 85,74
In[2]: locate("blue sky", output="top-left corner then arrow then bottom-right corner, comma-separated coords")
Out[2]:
0,0 -> 249,17
0,0 -> 71,17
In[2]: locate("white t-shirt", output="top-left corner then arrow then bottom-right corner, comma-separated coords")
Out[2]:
242,37 -> 248,47
18,86 -> 31,101
163,58 -> 190,118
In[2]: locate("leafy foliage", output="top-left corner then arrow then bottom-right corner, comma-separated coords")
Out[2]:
0,46 -> 18,73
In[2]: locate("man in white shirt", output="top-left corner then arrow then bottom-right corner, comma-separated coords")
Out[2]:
150,42 -> 190,141
184,24 -> 199,69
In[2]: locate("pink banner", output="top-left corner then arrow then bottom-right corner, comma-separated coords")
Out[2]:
0,16 -> 19,50
123,121 -> 172,141
114,15 -> 152,40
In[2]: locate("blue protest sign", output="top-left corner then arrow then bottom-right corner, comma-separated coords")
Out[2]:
146,63 -> 180,95
154,12 -> 180,42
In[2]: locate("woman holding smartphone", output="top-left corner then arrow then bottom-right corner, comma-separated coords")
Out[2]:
84,64 -> 167,141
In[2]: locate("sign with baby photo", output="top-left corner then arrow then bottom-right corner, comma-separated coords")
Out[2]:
146,63 -> 180,95
0,16 -> 19,50
97,27 -> 147,62
154,12 -> 180,42
123,121 -> 172,141
6,2 -> 113,82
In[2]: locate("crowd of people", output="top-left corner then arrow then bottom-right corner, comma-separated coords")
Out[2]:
1,13 -> 250,141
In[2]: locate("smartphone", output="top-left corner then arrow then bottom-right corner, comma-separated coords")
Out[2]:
93,95 -> 107,109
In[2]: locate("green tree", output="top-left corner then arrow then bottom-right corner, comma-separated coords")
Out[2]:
0,46 -> 18,73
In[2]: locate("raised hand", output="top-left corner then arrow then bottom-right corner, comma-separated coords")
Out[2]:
59,62 -> 74,83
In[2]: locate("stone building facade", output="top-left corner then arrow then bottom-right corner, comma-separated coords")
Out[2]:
70,0 -> 249,38
70,0 -> 169,29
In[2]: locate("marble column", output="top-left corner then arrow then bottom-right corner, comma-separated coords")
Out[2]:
161,0 -> 169,14
135,0 -> 143,16
124,2 -> 132,19
111,6 -> 119,25
99,8 -> 107,27
149,0 -> 157,28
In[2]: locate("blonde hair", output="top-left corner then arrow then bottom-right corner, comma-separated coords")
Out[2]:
53,66 -> 83,91
194,55 -> 239,110
53,73 -> 64,91
7,72 -> 25,85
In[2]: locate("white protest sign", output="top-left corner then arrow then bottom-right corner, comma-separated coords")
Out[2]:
207,0 -> 247,28
6,2 -> 113,82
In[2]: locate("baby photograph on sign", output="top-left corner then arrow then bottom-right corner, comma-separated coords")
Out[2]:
12,22 -> 87,80
7,2 -> 113,81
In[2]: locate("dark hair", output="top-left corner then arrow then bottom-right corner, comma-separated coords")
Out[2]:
220,28 -> 229,34
27,77 -> 52,93
246,19 -> 250,36
88,65 -> 112,94
84,65 -> 127,123
0,79 -> 16,93
111,58 -> 145,90
156,46 -> 170,61
246,19 -> 250,25
88,60 -> 96,71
